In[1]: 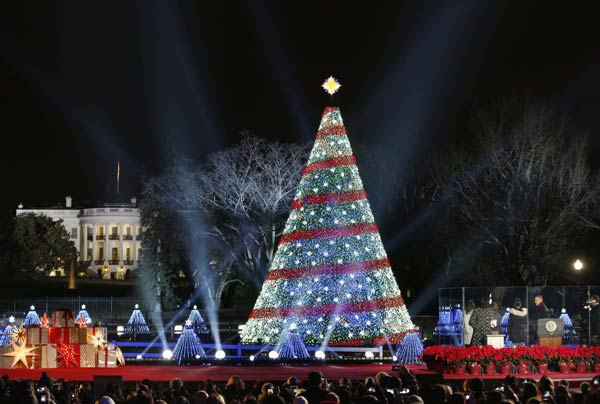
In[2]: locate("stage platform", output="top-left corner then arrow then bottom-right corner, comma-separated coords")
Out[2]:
2,364 -> 598,387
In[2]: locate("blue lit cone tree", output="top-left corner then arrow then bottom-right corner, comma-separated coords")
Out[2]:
23,306 -> 41,327
187,305 -> 209,334
75,304 -> 92,326
241,102 -> 414,346
124,304 -> 150,335
173,320 -> 206,364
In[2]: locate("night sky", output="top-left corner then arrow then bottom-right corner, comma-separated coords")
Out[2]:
2,3 -> 600,248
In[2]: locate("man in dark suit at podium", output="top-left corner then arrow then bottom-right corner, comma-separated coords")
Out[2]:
529,294 -> 551,345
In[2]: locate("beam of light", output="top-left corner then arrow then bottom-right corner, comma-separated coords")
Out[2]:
246,0 -> 313,141
1,49 -> 144,191
132,0 -> 223,156
354,1 -> 504,221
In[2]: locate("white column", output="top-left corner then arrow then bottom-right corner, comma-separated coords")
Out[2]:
119,224 -> 124,264
104,224 -> 109,262
132,224 -> 137,262
92,224 -> 97,266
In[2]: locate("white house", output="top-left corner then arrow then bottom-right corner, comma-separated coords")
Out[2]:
16,196 -> 142,280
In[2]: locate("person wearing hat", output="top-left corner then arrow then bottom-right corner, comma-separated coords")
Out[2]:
508,298 -> 528,346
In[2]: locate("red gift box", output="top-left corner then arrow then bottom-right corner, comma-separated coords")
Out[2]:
52,310 -> 75,328
49,327 -> 87,344
56,343 -> 80,368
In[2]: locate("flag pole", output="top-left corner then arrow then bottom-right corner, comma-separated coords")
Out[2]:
117,161 -> 120,195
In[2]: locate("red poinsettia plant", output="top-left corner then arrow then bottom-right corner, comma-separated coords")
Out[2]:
421,346 -> 473,366
421,345 -> 600,369
529,345 -> 553,365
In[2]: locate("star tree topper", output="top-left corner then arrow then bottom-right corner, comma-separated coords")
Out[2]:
322,76 -> 341,95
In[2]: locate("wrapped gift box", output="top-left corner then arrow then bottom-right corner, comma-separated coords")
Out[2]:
79,344 -> 96,368
52,310 -> 75,328
40,344 -> 58,368
49,327 -> 88,344
56,343 -> 80,368
0,346 -> 13,368
97,347 -> 117,368
91,326 -> 107,339
27,327 -> 50,345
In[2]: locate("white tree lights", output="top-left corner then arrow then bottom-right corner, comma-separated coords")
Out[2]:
240,106 -> 414,346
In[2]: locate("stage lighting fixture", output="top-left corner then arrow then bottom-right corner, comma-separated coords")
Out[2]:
215,349 -> 226,359
392,355 -> 398,362
195,354 -> 201,359
162,349 -> 173,360
365,351 -> 374,359
268,350 -> 279,359
315,350 -> 325,360
249,355 -> 255,362
136,354 -> 143,360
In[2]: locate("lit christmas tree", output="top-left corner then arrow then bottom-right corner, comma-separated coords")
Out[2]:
173,320 -> 206,364
187,305 -> 209,334
241,78 -> 414,346
560,308 -> 576,344
0,316 -> 17,347
395,331 -> 423,364
75,304 -> 92,326
124,304 -> 150,334
278,327 -> 310,360
23,305 -> 41,327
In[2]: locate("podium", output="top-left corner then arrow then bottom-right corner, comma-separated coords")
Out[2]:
538,318 -> 563,347
486,334 -> 505,349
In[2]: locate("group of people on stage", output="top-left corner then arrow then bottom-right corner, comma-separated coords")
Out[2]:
462,294 -> 600,346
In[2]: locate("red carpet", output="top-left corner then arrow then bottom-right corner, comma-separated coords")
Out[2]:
3,364 -> 597,384
2,364 -> 427,383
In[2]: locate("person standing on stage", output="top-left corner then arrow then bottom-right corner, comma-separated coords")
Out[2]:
529,294 -> 551,345
590,295 -> 600,346
508,298 -> 528,346
470,299 -> 501,345
463,299 -> 475,346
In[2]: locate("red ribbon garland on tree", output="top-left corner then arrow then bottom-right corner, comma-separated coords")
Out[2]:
302,155 -> 357,175
279,222 -> 379,244
267,257 -> 390,280
291,189 -> 367,210
249,295 -> 405,319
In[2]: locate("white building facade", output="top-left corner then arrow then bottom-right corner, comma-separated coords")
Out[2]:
16,196 -> 142,280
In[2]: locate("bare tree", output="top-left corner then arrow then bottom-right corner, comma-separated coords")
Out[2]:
438,105 -> 600,285
141,134 -> 309,308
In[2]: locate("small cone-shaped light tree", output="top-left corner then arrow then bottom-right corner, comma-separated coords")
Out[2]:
0,317 -> 16,347
395,331 -> 423,364
173,320 -> 206,364
241,79 -> 414,346
187,305 -> 209,334
278,327 -> 310,360
75,304 -> 92,326
23,306 -> 41,327
124,304 -> 150,334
